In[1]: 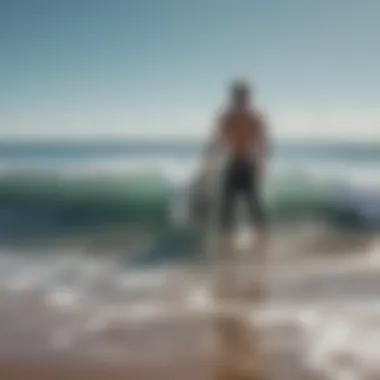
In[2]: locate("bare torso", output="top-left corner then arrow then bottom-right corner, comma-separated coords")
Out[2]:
219,107 -> 264,160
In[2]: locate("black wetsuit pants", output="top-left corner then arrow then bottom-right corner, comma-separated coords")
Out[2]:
219,158 -> 266,231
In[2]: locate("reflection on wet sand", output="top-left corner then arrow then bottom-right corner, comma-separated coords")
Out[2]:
212,231 -> 268,379
0,229 -> 379,379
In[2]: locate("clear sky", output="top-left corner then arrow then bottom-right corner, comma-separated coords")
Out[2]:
1,0 -> 379,140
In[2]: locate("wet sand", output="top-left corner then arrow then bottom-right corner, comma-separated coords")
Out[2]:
0,228 -> 379,379
0,361 -> 216,380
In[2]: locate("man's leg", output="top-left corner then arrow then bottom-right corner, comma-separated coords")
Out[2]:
215,172 -> 267,380
244,167 -> 269,302
214,172 -> 268,380
218,162 -> 239,258
216,173 -> 237,298
246,167 -> 269,261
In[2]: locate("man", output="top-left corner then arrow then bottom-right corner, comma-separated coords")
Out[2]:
199,80 -> 269,255
200,81 -> 270,377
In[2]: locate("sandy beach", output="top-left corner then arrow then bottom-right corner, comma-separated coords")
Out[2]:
0,227 -> 379,379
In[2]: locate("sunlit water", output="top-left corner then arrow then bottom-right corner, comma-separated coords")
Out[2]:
1,140 -> 380,378
1,244 -> 380,379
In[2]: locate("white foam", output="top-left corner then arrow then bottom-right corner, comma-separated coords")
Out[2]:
1,251 -> 380,377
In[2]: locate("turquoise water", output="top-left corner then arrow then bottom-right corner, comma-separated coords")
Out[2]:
0,139 -> 379,242
0,141 -> 379,376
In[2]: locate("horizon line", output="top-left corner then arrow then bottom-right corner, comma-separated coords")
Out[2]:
0,136 -> 378,147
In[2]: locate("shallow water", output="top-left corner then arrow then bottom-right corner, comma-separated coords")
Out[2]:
0,140 -> 380,378
1,236 -> 380,379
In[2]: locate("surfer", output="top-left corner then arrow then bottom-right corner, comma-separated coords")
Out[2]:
199,80 -> 270,379
199,80 -> 269,257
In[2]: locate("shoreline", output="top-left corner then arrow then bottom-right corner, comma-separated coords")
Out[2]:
0,227 -> 379,379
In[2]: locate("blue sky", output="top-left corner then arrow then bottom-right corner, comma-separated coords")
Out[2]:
1,0 -> 379,140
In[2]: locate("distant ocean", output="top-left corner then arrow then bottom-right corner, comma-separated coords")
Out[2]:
0,139 -> 379,240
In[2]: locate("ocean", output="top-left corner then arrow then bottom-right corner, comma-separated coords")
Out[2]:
0,139 -> 379,238
1,139 -> 380,378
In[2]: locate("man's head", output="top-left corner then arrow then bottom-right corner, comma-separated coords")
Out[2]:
229,80 -> 251,107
